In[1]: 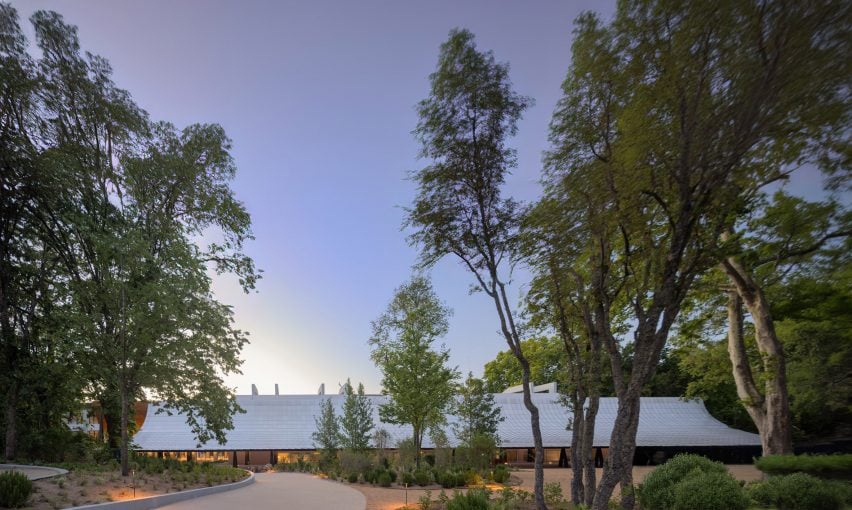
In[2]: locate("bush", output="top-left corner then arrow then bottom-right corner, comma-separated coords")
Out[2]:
414,468 -> 431,486
347,472 -> 358,483
544,481 -> 565,506
0,471 -> 33,508
402,471 -> 415,485
447,487 -> 490,510
492,464 -> 509,484
338,449 -> 372,477
388,469 -> 398,483
464,469 -> 482,486
754,473 -> 844,510
671,471 -> 748,510
755,454 -> 852,479
638,454 -> 727,510
377,471 -> 392,487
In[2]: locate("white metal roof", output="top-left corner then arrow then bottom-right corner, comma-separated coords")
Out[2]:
133,394 -> 760,451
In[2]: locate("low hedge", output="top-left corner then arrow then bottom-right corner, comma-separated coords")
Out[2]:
745,473 -> 845,510
755,454 -> 852,479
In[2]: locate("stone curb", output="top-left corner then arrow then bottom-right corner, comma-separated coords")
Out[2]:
0,464 -> 69,480
67,470 -> 255,510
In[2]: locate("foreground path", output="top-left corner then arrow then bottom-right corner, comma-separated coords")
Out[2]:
159,472 -> 366,510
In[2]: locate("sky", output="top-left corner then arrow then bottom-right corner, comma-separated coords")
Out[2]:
10,0 -> 623,395
11,1 -> 836,397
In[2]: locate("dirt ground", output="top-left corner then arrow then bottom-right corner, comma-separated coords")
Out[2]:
347,465 -> 764,510
22,467 -> 248,510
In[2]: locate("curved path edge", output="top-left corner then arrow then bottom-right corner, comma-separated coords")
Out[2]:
0,464 -> 69,480
67,470 -> 255,510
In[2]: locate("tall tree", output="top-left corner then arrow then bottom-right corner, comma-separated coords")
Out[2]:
452,372 -> 503,446
369,276 -> 458,468
312,398 -> 340,470
721,192 -> 849,454
405,28 -> 549,508
0,9 -> 259,474
547,2 -> 849,507
339,379 -> 375,452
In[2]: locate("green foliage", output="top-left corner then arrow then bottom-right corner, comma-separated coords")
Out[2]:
446,487 -> 490,510
370,276 -> 459,467
418,489 -> 433,510
377,470 -> 392,487
347,472 -> 358,483
312,399 -> 339,470
543,481 -> 565,506
454,433 -> 497,472
755,454 -> 852,479
482,337 -> 567,393
750,473 -> 844,510
638,454 -> 727,510
492,464 -> 509,484
0,471 -> 33,508
413,468 -> 431,486
452,373 -> 503,447
339,380 -> 374,451
670,471 -> 748,510
338,449 -> 372,479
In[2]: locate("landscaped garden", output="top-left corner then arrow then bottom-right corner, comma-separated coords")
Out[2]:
0,455 -> 248,510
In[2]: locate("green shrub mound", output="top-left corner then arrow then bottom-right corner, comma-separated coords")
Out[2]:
638,454 -> 728,510
671,471 -> 748,510
377,471 -> 392,487
746,473 -> 844,510
347,472 -> 358,483
756,454 -> 852,479
492,464 -> 509,484
0,471 -> 33,508
414,468 -> 431,486
447,487 -> 490,510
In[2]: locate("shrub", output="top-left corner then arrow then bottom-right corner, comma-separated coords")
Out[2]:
755,454 -> 852,479
825,480 -> 852,505
544,481 -> 565,506
670,471 -> 748,510
402,471 -> 415,485
338,449 -> 372,477
388,469 -> 398,483
419,489 -> 433,510
414,468 -> 431,486
347,472 -> 358,483
749,473 -> 844,510
377,471 -> 392,487
447,487 -> 490,510
0,471 -> 33,508
492,464 -> 509,484
638,454 -> 727,510
464,469 -> 482,486
745,481 -> 777,508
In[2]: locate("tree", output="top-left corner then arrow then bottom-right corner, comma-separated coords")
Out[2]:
720,192 -> 849,455
452,372 -> 503,446
369,276 -> 459,468
339,379 -> 374,452
312,398 -> 339,470
0,8 -> 258,475
547,2 -> 849,507
406,28 -> 549,509
482,338 -> 567,393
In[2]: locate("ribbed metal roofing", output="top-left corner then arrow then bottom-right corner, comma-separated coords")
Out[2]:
133,394 -> 760,451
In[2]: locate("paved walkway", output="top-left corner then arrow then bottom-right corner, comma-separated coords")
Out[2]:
159,472 -> 366,510
0,464 -> 68,480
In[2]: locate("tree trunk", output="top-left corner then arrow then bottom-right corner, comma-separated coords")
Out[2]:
4,382 -> 18,460
593,391 -> 641,510
520,368 -> 548,510
583,395 -> 599,508
120,384 -> 130,476
722,259 -> 793,455
569,395 -> 585,505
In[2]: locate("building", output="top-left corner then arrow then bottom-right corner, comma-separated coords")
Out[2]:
133,391 -> 761,466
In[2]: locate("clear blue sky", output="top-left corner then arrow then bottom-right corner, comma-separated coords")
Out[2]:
11,0 -> 622,395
